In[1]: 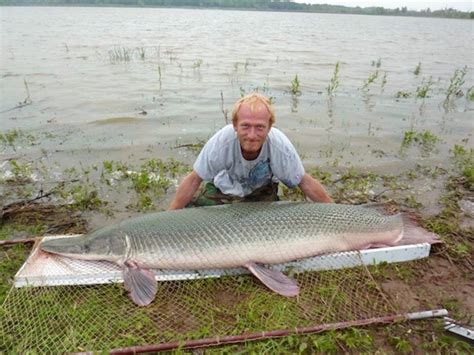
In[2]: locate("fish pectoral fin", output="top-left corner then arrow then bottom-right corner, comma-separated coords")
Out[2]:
123,261 -> 157,307
245,262 -> 299,297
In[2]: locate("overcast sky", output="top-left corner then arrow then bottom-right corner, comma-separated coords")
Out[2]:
295,1 -> 473,11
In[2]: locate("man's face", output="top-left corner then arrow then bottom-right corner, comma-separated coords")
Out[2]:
234,101 -> 271,160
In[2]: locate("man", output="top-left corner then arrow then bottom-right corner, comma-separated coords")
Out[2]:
168,93 -> 332,210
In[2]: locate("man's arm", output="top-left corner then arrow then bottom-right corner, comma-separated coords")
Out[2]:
298,173 -> 333,203
168,171 -> 203,210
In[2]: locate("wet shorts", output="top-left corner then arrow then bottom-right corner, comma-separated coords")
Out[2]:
188,182 -> 279,207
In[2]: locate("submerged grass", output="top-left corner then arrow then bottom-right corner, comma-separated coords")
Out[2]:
0,129 -> 36,152
361,69 -> 379,90
444,66 -> 467,104
290,74 -> 301,95
416,76 -> 434,99
400,129 -> 440,157
326,62 -> 340,95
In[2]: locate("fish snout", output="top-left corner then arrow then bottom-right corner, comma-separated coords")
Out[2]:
41,238 -> 88,257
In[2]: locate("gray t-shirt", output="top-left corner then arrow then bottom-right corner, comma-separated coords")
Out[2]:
194,125 -> 305,197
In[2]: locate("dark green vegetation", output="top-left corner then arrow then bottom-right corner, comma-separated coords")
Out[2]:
2,0 -> 473,19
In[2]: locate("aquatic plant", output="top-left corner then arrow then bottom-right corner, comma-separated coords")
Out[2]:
380,71 -> 388,91
220,91 -> 229,124
157,65 -> 162,87
290,75 -> 301,95
413,62 -> 421,76
0,129 -> 22,149
66,185 -> 104,211
192,59 -> 203,69
361,70 -> 379,90
444,66 -> 467,105
451,144 -> 473,189
108,47 -> 131,62
416,76 -> 434,99
467,87 -> 474,101
395,91 -> 411,98
137,47 -> 146,60
326,62 -> 340,95
401,130 -> 440,157
239,83 -> 275,102
371,58 -> 382,68
0,129 -> 36,151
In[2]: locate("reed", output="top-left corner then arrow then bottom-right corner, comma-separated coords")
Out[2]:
108,47 -> 131,62
326,62 -> 340,95
444,66 -> 467,104
290,75 -> 301,95
137,47 -> 146,60
361,70 -> 379,90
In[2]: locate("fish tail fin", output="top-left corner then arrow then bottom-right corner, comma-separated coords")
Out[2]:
400,213 -> 441,245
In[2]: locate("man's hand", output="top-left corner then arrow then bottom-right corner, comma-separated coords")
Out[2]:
298,173 -> 333,203
168,171 -> 203,210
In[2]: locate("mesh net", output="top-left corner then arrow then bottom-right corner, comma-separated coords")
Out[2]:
1,249 -> 398,353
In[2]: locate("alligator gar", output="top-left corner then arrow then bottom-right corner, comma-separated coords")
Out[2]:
40,201 -> 439,306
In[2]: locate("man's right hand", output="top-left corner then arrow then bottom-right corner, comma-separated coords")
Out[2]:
168,171 -> 203,210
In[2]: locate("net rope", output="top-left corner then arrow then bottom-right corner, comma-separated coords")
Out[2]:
1,252 -> 397,352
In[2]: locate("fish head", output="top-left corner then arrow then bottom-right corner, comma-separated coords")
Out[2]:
41,234 -> 124,262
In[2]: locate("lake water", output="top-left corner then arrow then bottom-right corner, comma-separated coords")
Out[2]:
0,6 -> 473,215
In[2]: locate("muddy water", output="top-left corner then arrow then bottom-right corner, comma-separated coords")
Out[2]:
1,7 -> 473,219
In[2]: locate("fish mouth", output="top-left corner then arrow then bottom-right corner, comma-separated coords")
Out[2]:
41,237 -> 91,259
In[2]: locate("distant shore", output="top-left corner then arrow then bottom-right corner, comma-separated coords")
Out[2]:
2,1 -> 473,19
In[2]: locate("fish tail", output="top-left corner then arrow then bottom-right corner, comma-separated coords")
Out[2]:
401,213 -> 441,245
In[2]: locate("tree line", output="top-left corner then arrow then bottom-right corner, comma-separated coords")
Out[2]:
2,0 -> 473,19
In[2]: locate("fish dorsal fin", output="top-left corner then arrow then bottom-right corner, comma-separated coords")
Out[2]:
245,262 -> 299,297
123,261 -> 157,306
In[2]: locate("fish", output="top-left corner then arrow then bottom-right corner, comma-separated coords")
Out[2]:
40,201 -> 439,306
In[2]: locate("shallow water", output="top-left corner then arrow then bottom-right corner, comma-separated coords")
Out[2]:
1,6 -> 473,217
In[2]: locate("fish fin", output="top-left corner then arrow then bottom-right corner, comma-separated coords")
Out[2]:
245,262 -> 299,297
398,213 -> 441,245
123,262 -> 157,307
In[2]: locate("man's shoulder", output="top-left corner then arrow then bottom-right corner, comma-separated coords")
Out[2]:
268,126 -> 287,140
267,127 -> 295,153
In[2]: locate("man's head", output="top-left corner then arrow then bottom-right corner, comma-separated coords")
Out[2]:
232,93 -> 275,160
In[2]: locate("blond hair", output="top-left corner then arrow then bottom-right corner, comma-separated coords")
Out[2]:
232,93 -> 275,126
